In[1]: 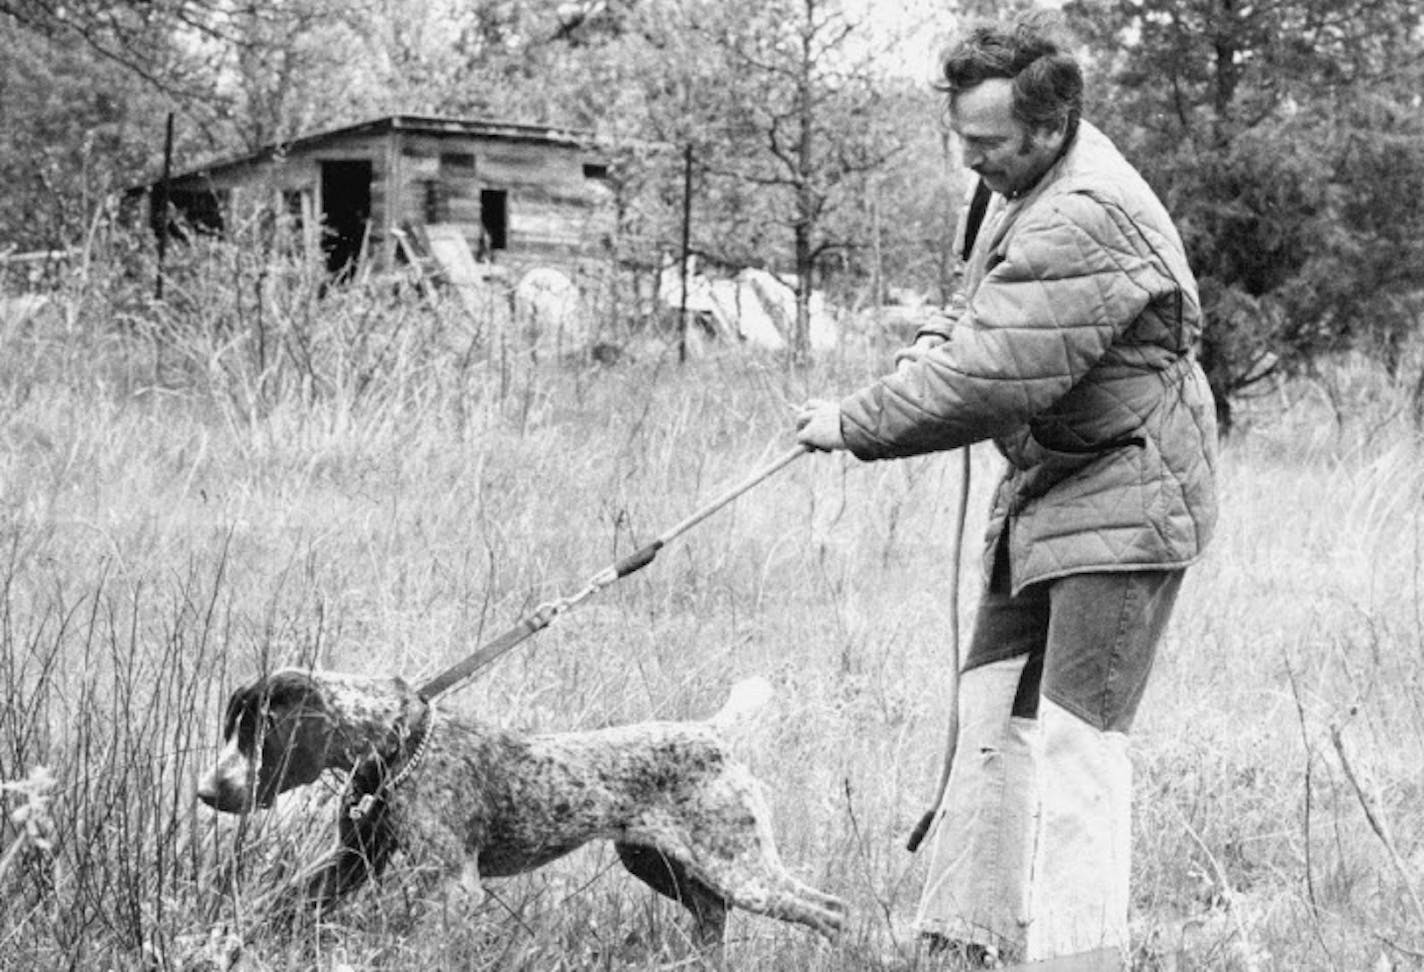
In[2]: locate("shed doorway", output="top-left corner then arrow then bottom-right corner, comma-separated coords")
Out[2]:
320,159 -> 372,278
480,188 -> 508,254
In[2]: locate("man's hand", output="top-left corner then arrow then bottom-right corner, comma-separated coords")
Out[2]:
894,332 -> 948,372
894,301 -> 962,372
795,399 -> 846,452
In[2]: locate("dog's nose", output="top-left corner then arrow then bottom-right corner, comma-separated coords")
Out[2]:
196,769 -> 244,812
196,783 -> 251,814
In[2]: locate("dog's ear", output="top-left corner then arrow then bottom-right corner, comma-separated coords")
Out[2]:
221,672 -> 324,757
253,672 -> 331,804
223,683 -> 265,753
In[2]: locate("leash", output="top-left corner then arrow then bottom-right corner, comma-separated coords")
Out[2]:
417,444 -> 809,702
906,446 -> 972,853
342,445 -> 808,825
906,179 -> 989,853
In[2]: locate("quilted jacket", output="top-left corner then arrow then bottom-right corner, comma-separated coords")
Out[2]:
840,121 -> 1218,593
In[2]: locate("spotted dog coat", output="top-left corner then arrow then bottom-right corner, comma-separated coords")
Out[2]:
197,668 -> 846,944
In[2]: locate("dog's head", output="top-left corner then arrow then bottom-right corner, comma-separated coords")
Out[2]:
196,669 -> 340,813
197,668 -> 427,813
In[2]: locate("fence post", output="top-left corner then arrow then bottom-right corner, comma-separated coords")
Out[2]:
154,112 -> 175,301
678,143 -> 693,364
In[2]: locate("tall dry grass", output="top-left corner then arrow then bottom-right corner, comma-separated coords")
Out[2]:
1,233 -> 1422,970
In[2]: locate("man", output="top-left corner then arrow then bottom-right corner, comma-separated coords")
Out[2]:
796,13 -> 1218,970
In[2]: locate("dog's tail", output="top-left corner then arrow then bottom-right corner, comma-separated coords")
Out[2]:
709,676 -> 773,731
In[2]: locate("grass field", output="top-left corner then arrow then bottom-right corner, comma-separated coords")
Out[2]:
1,252 -> 1422,970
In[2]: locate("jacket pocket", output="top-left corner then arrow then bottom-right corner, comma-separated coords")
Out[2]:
1011,430 -> 1146,507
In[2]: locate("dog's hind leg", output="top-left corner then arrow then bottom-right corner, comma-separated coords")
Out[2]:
701,856 -> 847,940
615,841 -> 728,947
649,776 -> 848,940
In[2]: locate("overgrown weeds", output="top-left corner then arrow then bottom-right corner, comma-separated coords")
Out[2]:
2,236 -> 1424,969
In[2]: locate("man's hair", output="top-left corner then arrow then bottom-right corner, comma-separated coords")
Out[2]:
938,11 -> 1083,136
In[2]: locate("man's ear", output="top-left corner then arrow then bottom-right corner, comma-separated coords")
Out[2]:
1042,116 -> 1070,148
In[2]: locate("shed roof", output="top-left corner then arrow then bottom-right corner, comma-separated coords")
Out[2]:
143,114 -> 598,188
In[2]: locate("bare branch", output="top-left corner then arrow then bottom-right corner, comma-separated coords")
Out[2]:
1329,723 -> 1424,928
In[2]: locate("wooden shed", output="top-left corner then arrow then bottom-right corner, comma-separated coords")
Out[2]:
145,114 -> 616,279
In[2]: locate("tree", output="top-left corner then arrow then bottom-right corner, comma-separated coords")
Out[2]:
0,14 -> 168,250
1063,0 -> 1424,431
0,0 -> 384,250
680,0 -> 909,358
0,0 -> 222,96
425,0 -> 937,353
215,1 -> 368,150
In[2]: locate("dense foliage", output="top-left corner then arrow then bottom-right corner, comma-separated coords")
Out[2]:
1063,0 -> 1424,428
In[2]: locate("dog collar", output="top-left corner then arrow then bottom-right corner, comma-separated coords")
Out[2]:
348,698 -> 438,822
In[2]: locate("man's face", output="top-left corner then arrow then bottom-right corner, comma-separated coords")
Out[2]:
949,78 -> 1066,197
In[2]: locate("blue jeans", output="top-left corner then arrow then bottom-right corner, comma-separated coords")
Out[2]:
963,557 -> 1185,733
914,556 -> 1185,963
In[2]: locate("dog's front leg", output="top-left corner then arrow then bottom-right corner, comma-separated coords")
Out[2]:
290,838 -> 381,915
456,857 -> 486,907
266,794 -> 396,922
251,843 -> 367,931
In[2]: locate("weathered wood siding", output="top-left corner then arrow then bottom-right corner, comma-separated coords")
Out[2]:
395,132 -> 613,273
155,117 -> 614,276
